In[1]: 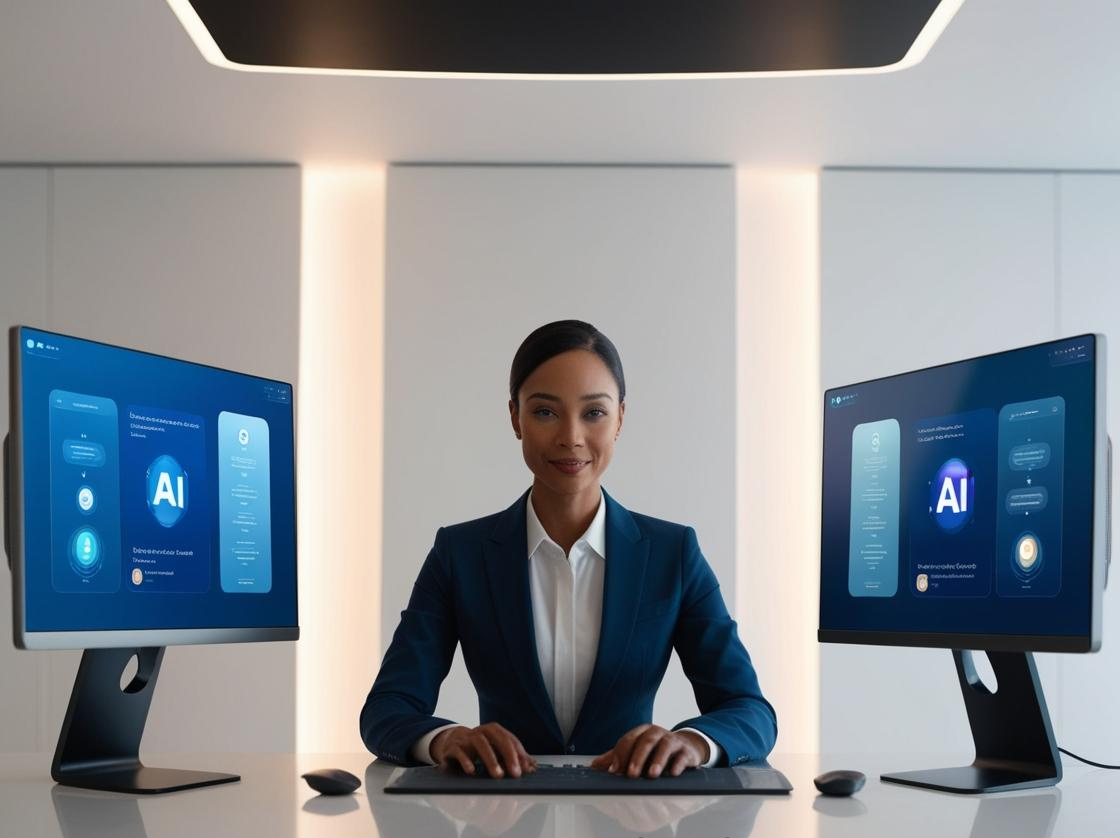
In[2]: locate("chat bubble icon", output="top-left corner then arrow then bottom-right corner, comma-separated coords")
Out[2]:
62,439 -> 107,467
1009,443 -> 1051,471
1006,487 -> 1049,514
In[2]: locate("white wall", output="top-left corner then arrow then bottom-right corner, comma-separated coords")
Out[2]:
0,169 -> 51,754
820,167 -> 1120,757
0,165 -> 301,753
13,160 -> 1113,764
1055,174 -> 1120,757
381,164 -> 741,736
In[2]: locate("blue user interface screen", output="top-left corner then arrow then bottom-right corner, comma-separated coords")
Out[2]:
18,328 -> 297,632
820,336 -> 1097,639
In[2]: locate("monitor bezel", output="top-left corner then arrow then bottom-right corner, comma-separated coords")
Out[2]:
817,333 -> 1107,654
9,325 -> 300,650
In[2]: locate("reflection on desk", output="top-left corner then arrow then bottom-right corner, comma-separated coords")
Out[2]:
365,757 -> 762,837
811,787 -> 1061,838
361,756 -> 1062,838
366,793 -> 761,838
0,752 -> 1100,838
52,785 -> 146,836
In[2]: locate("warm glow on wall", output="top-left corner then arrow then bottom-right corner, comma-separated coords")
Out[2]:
293,163 -> 820,759
296,167 -> 386,754
735,169 -> 821,756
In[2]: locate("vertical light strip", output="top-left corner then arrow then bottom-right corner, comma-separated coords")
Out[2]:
735,169 -> 821,756
296,167 -> 387,755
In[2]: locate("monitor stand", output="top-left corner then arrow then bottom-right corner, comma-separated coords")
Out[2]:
52,646 -> 240,794
881,649 -> 1061,794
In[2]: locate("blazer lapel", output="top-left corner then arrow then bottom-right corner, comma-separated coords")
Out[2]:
483,489 -> 565,746
569,489 -> 649,744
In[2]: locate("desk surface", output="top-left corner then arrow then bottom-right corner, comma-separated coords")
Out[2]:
0,751 -> 1113,838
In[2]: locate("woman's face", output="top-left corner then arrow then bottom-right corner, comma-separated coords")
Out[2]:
509,349 -> 624,498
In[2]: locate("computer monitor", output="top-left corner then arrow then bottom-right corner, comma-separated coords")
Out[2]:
819,334 -> 1109,793
4,326 -> 298,793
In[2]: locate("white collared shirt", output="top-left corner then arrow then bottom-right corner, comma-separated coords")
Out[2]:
412,488 -> 721,766
525,485 -> 608,743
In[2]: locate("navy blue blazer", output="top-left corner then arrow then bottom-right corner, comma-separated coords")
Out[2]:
360,487 -> 778,765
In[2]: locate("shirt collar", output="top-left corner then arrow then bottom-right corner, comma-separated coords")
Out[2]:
526,486 -> 607,561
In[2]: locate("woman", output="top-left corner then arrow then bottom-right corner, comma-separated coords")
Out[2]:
360,320 -> 777,779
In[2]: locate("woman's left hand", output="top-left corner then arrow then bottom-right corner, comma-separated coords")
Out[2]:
590,724 -> 710,778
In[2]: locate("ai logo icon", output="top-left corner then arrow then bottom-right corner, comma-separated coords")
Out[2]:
931,457 -> 974,534
147,453 -> 188,527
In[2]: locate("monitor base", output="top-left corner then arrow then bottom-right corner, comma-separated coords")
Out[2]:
881,763 -> 1058,794
52,647 -> 241,795
52,765 -> 239,795
881,650 -> 1060,795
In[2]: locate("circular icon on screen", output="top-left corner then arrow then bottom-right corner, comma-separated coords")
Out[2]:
132,568 -> 143,586
1014,533 -> 1042,576
916,573 -> 929,593
931,458 -> 975,534
69,527 -> 102,577
238,428 -> 249,446
76,485 -> 96,514
25,338 -> 34,349
146,454 -> 188,528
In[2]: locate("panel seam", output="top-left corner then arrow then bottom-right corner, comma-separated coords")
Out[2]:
1053,173 -> 1062,338
46,168 -> 54,329
1052,171 -> 1063,740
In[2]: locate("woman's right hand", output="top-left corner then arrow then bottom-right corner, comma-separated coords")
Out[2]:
430,722 -> 538,778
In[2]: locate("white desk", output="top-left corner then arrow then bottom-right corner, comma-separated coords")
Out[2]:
0,752 -> 1113,837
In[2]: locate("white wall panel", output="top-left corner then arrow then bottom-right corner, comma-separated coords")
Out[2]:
382,165 -> 739,737
0,169 -> 50,752
820,169 -> 1058,755
1056,173 -> 1120,759
0,165 -> 300,754
49,167 -> 301,753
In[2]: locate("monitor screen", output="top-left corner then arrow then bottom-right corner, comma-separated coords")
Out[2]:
8,326 -> 298,648
819,335 -> 1107,652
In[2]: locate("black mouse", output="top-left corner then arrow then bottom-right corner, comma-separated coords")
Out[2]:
813,769 -> 865,796
302,768 -> 362,795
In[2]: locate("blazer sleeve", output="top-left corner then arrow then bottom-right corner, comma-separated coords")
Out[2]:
359,527 -> 461,764
669,526 -> 779,764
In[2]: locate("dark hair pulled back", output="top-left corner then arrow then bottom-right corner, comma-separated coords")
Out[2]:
509,320 -> 626,409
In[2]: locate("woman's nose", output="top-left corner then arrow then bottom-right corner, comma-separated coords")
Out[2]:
556,418 -> 584,448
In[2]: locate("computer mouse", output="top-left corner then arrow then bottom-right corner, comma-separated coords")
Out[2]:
813,769 -> 865,796
301,768 -> 362,795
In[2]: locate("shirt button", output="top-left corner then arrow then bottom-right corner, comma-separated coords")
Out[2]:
568,745 -> 576,753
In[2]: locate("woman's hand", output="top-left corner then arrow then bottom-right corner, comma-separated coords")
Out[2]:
430,723 -> 538,779
590,724 -> 710,778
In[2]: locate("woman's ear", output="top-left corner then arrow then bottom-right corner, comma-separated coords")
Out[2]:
509,399 -> 522,439
615,400 -> 625,439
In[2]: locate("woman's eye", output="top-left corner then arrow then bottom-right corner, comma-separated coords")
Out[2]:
531,407 -> 606,419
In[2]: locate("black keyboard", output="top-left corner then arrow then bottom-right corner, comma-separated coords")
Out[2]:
384,762 -> 792,795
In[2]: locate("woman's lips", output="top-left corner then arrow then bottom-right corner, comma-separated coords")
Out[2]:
550,459 -> 590,475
